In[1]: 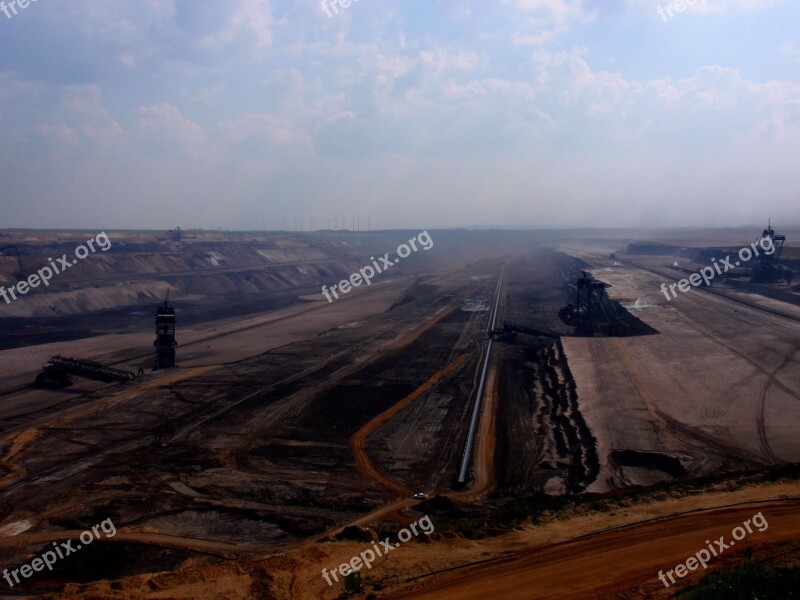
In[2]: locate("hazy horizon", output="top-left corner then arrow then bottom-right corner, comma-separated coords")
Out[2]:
1,0 -> 799,230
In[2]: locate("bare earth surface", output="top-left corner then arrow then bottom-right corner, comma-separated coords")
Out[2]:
1,228 -> 799,598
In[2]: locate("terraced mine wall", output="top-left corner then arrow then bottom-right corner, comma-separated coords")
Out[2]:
723,279 -> 800,306
0,235 -> 385,318
496,337 -> 599,495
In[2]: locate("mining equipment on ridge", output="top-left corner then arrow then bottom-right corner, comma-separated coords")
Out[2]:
560,271 -> 630,337
35,356 -> 136,388
751,221 -> 794,285
0,245 -> 25,280
154,292 -> 177,370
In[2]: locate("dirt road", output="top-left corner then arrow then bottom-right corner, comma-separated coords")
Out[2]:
349,352 -> 472,498
387,499 -> 800,599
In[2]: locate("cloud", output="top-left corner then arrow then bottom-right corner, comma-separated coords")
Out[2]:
780,42 -> 800,63
504,0 -> 592,24
215,112 -> 314,156
136,103 -> 206,155
0,0 -> 798,228
199,0 -> 275,52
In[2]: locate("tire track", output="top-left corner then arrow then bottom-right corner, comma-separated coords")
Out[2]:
608,258 -> 800,464
609,338 -> 766,468
671,308 -> 800,464
755,343 -> 800,464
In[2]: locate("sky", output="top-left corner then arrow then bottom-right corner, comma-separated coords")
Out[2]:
0,0 -> 799,230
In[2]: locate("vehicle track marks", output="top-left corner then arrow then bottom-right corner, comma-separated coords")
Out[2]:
609,338 -> 765,468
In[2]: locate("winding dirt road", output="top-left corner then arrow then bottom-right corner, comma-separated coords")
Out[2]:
348,268 -> 504,516
348,352 -> 472,499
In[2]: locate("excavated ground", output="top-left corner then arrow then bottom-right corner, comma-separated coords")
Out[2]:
0,228 -> 798,598
1,233 -> 595,595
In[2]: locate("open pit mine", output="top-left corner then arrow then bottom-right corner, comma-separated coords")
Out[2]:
1,227 -> 800,599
